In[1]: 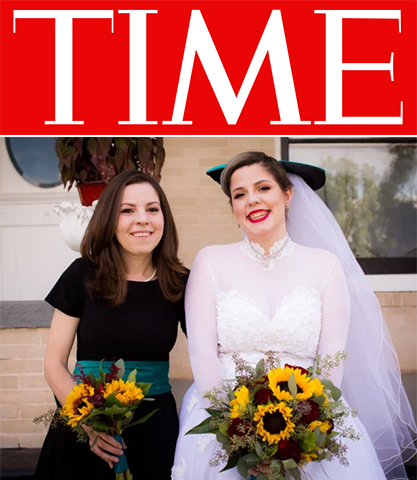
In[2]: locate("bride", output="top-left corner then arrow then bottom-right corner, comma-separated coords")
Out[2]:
172,152 -> 416,480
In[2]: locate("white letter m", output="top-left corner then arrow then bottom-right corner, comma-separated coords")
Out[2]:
164,10 -> 309,125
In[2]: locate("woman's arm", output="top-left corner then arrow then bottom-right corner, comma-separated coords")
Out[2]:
186,248 -> 224,402
44,309 -> 79,405
318,256 -> 351,388
44,308 -> 123,468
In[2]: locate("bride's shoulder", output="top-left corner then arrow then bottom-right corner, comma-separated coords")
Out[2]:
194,242 -> 239,262
294,243 -> 341,267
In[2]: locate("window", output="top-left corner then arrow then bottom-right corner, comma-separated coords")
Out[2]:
6,137 -> 61,188
281,137 -> 417,274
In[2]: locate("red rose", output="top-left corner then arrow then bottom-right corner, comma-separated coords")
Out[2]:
254,388 -> 275,405
284,364 -> 309,376
299,399 -> 320,424
275,439 -> 301,463
228,418 -> 251,439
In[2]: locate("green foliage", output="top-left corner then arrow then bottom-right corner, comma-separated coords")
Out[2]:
219,423 -> 230,437
104,393 -> 123,408
115,359 -> 125,380
320,379 -> 341,401
127,369 -> 137,383
311,351 -> 347,381
33,408 -> 60,428
243,452 -> 261,466
104,404 -> 128,416
136,382 -> 152,397
313,395 -> 326,405
317,146 -> 417,258
220,455 -> 239,472
124,409 -> 159,429
298,430 -> 317,452
216,430 -> 230,445
256,358 -> 267,377
282,459 -> 297,469
255,440 -> 264,458
287,468 -> 301,480
55,137 -> 166,190
186,416 -> 218,435
314,426 -> 327,445
206,408 -> 223,417
237,457 -> 250,477
92,417 -> 113,432
288,373 -> 298,399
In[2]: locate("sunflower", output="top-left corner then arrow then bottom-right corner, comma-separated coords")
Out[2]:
268,366 -> 317,401
308,378 -> 326,397
308,420 -> 332,433
253,402 -> 295,445
230,385 -> 250,419
61,383 -> 95,427
300,452 -> 318,464
104,379 -> 144,406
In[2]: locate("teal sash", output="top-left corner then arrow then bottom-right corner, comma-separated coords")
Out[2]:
73,360 -> 171,396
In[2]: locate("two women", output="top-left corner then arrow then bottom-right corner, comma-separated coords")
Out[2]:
172,152 -> 416,480
35,171 -> 188,480
37,154 -> 415,480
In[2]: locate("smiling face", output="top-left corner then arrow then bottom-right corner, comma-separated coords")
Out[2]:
115,182 -> 164,261
230,163 -> 292,248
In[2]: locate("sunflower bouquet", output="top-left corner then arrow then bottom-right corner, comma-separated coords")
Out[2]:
35,359 -> 157,480
187,352 -> 360,480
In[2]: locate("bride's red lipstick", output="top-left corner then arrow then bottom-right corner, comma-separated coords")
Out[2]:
247,209 -> 271,223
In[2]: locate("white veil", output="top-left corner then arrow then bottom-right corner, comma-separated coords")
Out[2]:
286,173 -> 417,479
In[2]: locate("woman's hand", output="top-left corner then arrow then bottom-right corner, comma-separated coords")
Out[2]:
248,461 -> 271,477
82,425 -> 125,469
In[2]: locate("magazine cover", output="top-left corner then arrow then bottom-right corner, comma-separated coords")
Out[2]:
0,1 -> 416,480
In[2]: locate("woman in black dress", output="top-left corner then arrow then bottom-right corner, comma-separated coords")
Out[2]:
35,170 -> 188,480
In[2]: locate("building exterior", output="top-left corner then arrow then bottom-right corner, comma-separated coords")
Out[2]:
1,136 -> 415,448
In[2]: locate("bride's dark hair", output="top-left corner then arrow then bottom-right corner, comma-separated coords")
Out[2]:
220,152 -> 293,201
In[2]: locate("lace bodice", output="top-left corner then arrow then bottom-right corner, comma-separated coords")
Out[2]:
186,239 -> 350,399
216,286 -> 321,356
216,286 -> 322,379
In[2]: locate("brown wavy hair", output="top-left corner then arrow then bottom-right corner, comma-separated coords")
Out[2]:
220,151 -> 293,202
80,170 -> 188,306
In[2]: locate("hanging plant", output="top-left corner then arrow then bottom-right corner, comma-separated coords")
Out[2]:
56,137 -> 166,191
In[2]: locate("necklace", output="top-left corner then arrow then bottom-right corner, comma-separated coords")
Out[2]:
239,233 -> 294,270
143,268 -> 157,282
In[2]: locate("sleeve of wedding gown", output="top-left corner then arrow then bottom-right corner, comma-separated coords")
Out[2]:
185,248 -> 225,402
317,255 -> 351,388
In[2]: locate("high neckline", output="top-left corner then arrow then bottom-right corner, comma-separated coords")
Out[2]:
239,233 -> 295,270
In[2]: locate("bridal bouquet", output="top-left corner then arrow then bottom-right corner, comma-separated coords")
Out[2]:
187,352 -> 360,480
34,359 -> 157,480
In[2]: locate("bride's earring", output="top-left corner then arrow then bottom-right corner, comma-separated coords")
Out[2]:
285,203 -> 291,216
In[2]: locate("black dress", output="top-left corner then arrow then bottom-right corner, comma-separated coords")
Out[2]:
35,258 -> 187,480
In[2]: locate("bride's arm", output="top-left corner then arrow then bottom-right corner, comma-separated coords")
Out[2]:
317,254 -> 351,388
185,248 -> 224,402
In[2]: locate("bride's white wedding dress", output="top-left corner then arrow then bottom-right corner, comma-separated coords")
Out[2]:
172,236 -> 387,480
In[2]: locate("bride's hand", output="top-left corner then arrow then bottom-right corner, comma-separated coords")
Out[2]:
248,461 -> 271,477
82,425 -> 125,469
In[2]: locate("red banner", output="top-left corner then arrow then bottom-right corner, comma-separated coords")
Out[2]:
1,0 -> 416,135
